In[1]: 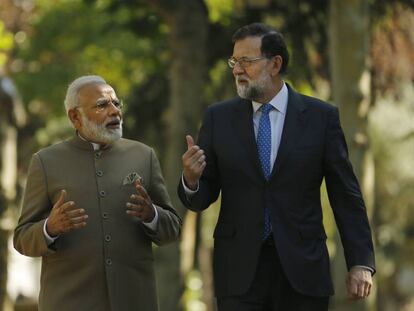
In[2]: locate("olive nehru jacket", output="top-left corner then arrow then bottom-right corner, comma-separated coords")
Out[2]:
14,135 -> 181,311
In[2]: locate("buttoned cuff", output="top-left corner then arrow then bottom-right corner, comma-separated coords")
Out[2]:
351,265 -> 375,275
181,174 -> 199,195
142,204 -> 159,231
43,218 -> 59,245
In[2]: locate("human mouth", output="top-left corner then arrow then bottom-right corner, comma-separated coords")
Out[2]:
237,77 -> 249,85
105,119 -> 121,129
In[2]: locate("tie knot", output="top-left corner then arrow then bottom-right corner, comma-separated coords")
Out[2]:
260,103 -> 273,115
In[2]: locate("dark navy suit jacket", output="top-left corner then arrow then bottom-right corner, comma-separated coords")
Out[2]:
178,84 -> 375,297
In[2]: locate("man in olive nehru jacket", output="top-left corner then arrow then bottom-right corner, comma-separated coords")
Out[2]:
14,75 -> 181,311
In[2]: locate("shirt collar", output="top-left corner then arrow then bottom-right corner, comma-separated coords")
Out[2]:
252,82 -> 288,115
77,132 -> 103,150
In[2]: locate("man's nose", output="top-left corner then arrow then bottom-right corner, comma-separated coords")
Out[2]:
107,102 -> 122,115
232,63 -> 245,76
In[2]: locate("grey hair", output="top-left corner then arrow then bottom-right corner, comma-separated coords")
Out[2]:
64,75 -> 107,113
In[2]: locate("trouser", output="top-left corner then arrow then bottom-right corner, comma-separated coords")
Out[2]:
216,237 -> 329,311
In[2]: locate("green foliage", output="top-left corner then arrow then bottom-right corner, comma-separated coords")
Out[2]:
369,83 -> 414,306
35,116 -> 73,147
183,270 -> 206,311
14,0 -> 167,116
12,0 -> 169,152
5,1 -> 414,309
11,0 -> 342,150
0,21 -> 13,67
205,0 -> 234,24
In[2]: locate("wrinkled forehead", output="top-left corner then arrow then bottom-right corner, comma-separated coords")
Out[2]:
78,83 -> 116,104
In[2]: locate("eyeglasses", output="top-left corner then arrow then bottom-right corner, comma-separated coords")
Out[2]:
227,56 -> 267,69
93,98 -> 124,113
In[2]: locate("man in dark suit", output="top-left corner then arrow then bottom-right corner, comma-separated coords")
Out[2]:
178,23 -> 375,310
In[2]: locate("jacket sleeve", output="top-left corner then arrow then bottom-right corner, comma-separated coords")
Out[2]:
323,107 -> 375,272
177,107 -> 221,211
13,154 -> 56,257
143,148 -> 182,245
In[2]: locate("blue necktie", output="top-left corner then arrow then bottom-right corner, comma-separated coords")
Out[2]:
257,103 -> 273,240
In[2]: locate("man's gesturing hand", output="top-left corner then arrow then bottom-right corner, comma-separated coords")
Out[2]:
46,190 -> 88,237
182,135 -> 206,190
346,267 -> 373,300
126,180 -> 155,223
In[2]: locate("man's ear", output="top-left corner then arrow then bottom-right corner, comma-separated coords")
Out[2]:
68,108 -> 82,130
270,55 -> 283,76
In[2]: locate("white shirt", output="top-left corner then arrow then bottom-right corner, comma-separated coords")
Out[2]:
183,82 -> 288,194
252,82 -> 288,172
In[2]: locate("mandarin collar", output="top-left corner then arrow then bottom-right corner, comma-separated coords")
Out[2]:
68,132 -> 113,151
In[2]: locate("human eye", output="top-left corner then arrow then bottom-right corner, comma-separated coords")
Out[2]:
238,57 -> 250,66
96,99 -> 109,110
113,99 -> 123,109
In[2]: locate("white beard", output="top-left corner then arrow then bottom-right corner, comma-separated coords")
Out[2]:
80,112 -> 122,144
236,70 -> 271,102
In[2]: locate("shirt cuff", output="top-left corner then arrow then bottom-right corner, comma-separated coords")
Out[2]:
181,174 -> 199,195
351,265 -> 375,275
43,218 -> 59,245
142,204 -> 159,231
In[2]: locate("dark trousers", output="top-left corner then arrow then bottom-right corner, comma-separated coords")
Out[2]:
216,237 -> 329,311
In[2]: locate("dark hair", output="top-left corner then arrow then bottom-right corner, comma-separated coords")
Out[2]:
232,23 -> 289,74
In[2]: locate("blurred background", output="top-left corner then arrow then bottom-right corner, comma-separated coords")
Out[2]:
0,0 -> 413,310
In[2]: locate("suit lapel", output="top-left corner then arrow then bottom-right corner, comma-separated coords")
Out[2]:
270,85 -> 307,179
233,99 -> 266,182
232,85 -> 307,182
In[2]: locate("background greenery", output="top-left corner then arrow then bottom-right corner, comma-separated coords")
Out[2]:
0,0 -> 413,310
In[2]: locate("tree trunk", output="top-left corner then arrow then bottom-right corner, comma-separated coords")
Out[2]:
150,1 -> 209,310
0,124 -> 7,310
329,0 -> 375,310
0,227 -> 9,310
0,71 -> 27,309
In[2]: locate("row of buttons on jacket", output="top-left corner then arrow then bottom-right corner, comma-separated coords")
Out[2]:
95,151 -> 113,267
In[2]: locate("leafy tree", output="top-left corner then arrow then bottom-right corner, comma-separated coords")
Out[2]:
2,0 -> 413,310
